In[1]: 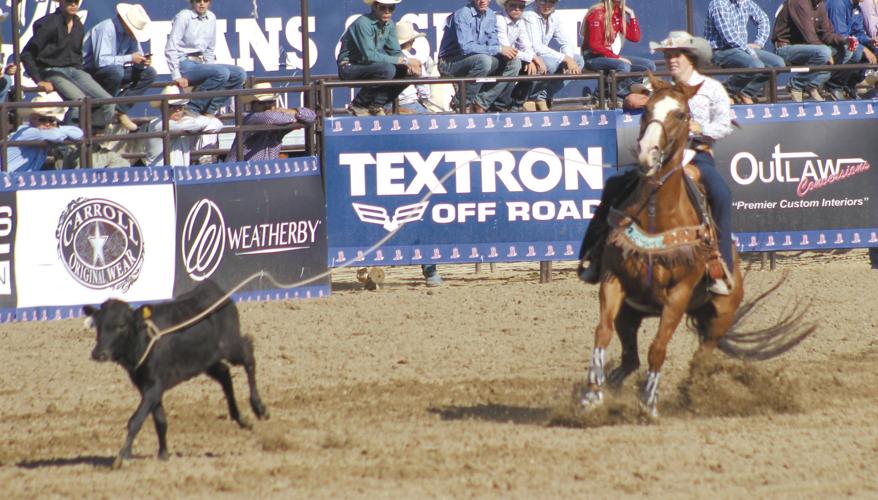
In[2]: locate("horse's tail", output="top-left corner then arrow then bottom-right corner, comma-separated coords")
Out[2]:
694,274 -> 816,360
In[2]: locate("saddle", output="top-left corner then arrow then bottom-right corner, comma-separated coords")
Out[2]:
608,150 -> 724,280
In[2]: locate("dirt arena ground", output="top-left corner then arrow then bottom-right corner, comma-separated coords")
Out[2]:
2,250 -> 877,498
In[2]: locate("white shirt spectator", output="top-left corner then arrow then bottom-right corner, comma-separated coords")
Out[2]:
523,9 -> 577,60
144,112 -> 223,166
497,12 -> 536,62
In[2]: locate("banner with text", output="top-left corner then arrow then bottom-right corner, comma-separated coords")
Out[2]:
618,101 -> 878,251
174,159 -> 329,300
324,111 -> 617,266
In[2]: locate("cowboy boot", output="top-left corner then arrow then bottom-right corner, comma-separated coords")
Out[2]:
577,244 -> 603,284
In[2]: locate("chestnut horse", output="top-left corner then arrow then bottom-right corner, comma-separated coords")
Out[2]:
579,77 -> 810,417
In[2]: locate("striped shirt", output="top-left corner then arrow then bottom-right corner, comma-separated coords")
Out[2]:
704,0 -> 771,52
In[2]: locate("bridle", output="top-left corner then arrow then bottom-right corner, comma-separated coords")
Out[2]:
636,99 -> 690,182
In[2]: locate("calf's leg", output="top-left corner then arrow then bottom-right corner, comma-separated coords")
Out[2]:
239,335 -> 269,419
206,362 -> 250,429
115,385 -> 162,469
152,402 -> 169,460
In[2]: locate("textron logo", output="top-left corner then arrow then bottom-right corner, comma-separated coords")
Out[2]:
730,144 -> 870,197
55,198 -> 144,291
352,202 -> 429,232
0,205 -> 12,295
182,199 -> 226,282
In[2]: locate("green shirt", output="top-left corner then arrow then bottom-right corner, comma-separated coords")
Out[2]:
337,12 -> 403,66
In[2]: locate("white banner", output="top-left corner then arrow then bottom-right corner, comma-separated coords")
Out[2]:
15,184 -> 176,307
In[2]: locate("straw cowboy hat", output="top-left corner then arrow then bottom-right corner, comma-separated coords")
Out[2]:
649,31 -> 713,68
396,21 -> 425,45
116,3 -> 151,43
496,0 -> 534,8
241,82 -> 280,103
150,85 -> 190,108
363,0 -> 402,5
19,92 -> 66,121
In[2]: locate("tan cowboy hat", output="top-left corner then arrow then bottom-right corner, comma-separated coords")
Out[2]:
363,0 -> 402,5
150,85 -> 190,108
241,82 -> 280,103
396,21 -> 425,45
649,31 -> 713,68
116,3 -> 151,43
496,0 -> 534,8
19,92 -> 66,121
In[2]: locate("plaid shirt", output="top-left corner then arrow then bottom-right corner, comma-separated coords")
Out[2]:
704,0 -> 771,52
226,108 -> 315,162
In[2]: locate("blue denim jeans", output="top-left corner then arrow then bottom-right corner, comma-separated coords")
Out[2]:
439,54 -> 521,110
179,60 -> 246,114
827,44 -> 865,91
530,53 -> 585,101
338,62 -> 408,109
712,47 -> 785,98
775,44 -> 832,90
43,66 -> 115,127
584,54 -> 656,97
691,150 -> 734,271
89,64 -> 157,114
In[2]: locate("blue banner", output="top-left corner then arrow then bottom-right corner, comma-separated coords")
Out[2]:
324,110 -> 617,266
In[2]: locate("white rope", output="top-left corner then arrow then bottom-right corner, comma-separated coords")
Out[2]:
130,146 -> 615,368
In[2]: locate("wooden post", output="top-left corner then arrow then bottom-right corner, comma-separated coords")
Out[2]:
539,261 -> 552,283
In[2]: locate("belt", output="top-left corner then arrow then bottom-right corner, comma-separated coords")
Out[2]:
185,54 -> 205,63
775,42 -> 788,49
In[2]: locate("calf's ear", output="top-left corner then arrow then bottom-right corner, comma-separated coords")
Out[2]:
82,305 -> 97,329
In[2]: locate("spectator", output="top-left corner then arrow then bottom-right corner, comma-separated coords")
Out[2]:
522,0 -> 585,110
0,63 -> 17,103
853,3 -> 878,97
165,0 -> 246,116
337,0 -> 422,116
703,0 -> 785,104
825,0 -> 877,100
862,0 -> 878,37
83,3 -> 157,132
225,83 -> 317,162
395,21 -> 444,113
6,92 -> 83,172
21,0 -> 115,129
494,0 -> 547,112
438,0 -> 521,113
582,0 -> 655,103
772,0 -> 848,102
144,86 -> 223,166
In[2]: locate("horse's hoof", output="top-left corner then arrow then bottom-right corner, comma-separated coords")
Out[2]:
158,450 -> 169,461
579,389 -> 604,409
237,416 -> 254,430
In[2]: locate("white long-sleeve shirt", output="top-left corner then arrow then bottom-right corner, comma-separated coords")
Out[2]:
522,10 -> 576,60
497,13 -> 536,63
145,113 -> 223,166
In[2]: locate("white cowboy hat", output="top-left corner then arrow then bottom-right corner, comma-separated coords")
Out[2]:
496,0 -> 534,8
363,0 -> 402,5
241,82 -> 280,103
395,21 -> 425,45
649,31 -> 712,68
20,92 -> 66,121
150,85 -> 190,108
116,3 -> 151,43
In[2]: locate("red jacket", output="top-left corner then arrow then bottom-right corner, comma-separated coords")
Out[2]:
582,5 -> 641,59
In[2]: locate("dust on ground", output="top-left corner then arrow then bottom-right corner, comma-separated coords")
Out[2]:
1,250 -> 877,498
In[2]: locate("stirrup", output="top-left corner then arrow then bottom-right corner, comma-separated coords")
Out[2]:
578,261 -> 601,284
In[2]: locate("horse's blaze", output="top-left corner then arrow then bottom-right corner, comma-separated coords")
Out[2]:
638,95 -> 682,168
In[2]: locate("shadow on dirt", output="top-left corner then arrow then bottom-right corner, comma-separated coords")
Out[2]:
17,455 -> 115,469
428,403 -> 553,425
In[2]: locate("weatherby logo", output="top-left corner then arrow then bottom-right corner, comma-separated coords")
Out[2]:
55,198 -> 144,291
352,202 -> 428,232
181,199 -> 226,282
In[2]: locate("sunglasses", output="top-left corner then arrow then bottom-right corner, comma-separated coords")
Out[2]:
537,0 -> 558,4
375,3 -> 396,11
37,116 -> 59,125
192,0 -> 211,4
62,0 -> 80,4
507,2 -> 527,9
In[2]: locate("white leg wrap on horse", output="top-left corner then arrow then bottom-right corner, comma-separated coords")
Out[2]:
588,348 -> 606,387
642,371 -> 661,416
581,348 -> 606,407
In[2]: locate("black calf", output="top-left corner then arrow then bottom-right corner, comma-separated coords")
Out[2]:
84,280 -> 269,468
